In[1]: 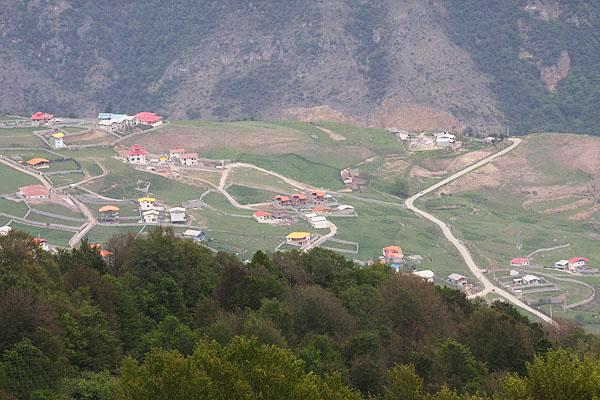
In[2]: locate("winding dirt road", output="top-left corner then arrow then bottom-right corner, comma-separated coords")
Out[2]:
405,138 -> 557,327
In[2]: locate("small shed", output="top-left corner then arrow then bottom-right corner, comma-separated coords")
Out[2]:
182,229 -> 206,241
522,274 -> 541,285
169,207 -> 187,223
448,273 -> 468,286
413,269 -> 435,283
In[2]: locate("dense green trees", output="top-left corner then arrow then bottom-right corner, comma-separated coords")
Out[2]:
446,1 -> 600,135
0,228 -> 599,399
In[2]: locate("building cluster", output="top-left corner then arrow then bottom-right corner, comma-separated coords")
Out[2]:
96,112 -> 163,133
126,145 -> 200,167
136,197 -> 188,224
510,256 -> 592,272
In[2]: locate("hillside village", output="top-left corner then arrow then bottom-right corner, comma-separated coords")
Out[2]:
0,111 -> 598,330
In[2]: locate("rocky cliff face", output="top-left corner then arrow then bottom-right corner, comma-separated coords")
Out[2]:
0,1 -> 597,135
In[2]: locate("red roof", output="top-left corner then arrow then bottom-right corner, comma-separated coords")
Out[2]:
181,152 -> 198,159
135,112 -> 162,124
254,211 -> 271,218
274,195 -> 290,202
31,112 -> 54,121
511,257 -> 529,264
292,193 -> 307,200
32,237 -> 47,244
569,257 -> 589,263
128,145 -> 147,156
19,184 -> 49,198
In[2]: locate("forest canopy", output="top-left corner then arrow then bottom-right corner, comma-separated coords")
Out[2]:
1,227 -> 599,399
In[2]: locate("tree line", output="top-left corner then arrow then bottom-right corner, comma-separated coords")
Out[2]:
1,227 -> 599,399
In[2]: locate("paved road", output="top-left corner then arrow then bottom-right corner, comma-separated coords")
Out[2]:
405,138 -> 557,327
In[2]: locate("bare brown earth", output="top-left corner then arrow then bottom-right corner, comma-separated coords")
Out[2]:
370,102 -> 465,133
441,134 -> 600,220
282,106 -> 359,126
64,130 -> 111,144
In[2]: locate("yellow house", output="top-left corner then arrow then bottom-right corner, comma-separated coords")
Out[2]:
286,232 -> 312,246
138,197 -> 157,211
50,132 -> 65,149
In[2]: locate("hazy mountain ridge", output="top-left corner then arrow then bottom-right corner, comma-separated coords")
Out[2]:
1,1 -> 598,135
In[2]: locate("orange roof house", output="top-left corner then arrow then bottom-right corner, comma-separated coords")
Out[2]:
313,205 -> 333,214
311,190 -> 327,198
383,246 -> 403,259
273,195 -> 291,204
98,205 -> 120,213
27,157 -> 49,167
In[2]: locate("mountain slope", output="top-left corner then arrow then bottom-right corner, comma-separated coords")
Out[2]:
1,1 -> 599,135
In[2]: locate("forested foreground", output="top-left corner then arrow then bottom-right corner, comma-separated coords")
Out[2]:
1,228 -> 600,399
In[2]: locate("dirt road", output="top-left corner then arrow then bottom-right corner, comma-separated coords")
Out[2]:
405,138 -> 557,327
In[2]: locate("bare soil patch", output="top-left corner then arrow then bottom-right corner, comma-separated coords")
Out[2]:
64,130 -> 111,144
282,105 -> 359,125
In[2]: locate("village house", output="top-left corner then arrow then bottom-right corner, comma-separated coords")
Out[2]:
286,232 -> 312,247
305,213 -> 329,229
180,152 -> 198,166
31,112 -> 54,126
335,205 -> 355,215
98,205 -> 120,222
138,197 -> 157,211
448,273 -> 468,286
182,229 -> 206,242
253,211 -> 272,223
49,132 -> 66,149
340,168 -> 353,184
510,257 -> 529,267
522,274 -> 541,285
142,209 -> 159,224
271,210 -> 289,222
513,277 -> 524,285
291,193 -> 308,207
554,259 -> 569,269
169,148 -> 186,160
273,195 -> 292,207
99,250 -> 112,263
310,190 -> 328,203
19,184 -> 50,200
169,207 -> 187,223
96,114 -> 135,132
436,132 -> 456,146
27,157 -> 50,169
413,269 -> 435,283
568,257 -> 589,270
135,112 -> 163,127
383,246 -> 404,264
0,226 -> 12,236
128,145 -> 147,164
313,205 -> 333,215
32,237 -> 50,251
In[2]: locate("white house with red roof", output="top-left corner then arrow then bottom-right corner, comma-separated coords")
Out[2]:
568,257 -> 589,270
169,148 -> 186,160
31,112 -> 54,126
253,211 -> 271,223
180,152 -> 198,166
128,145 -> 147,164
510,257 -> 529,267
135,112 -> 163,127
19,184 -> 50,199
